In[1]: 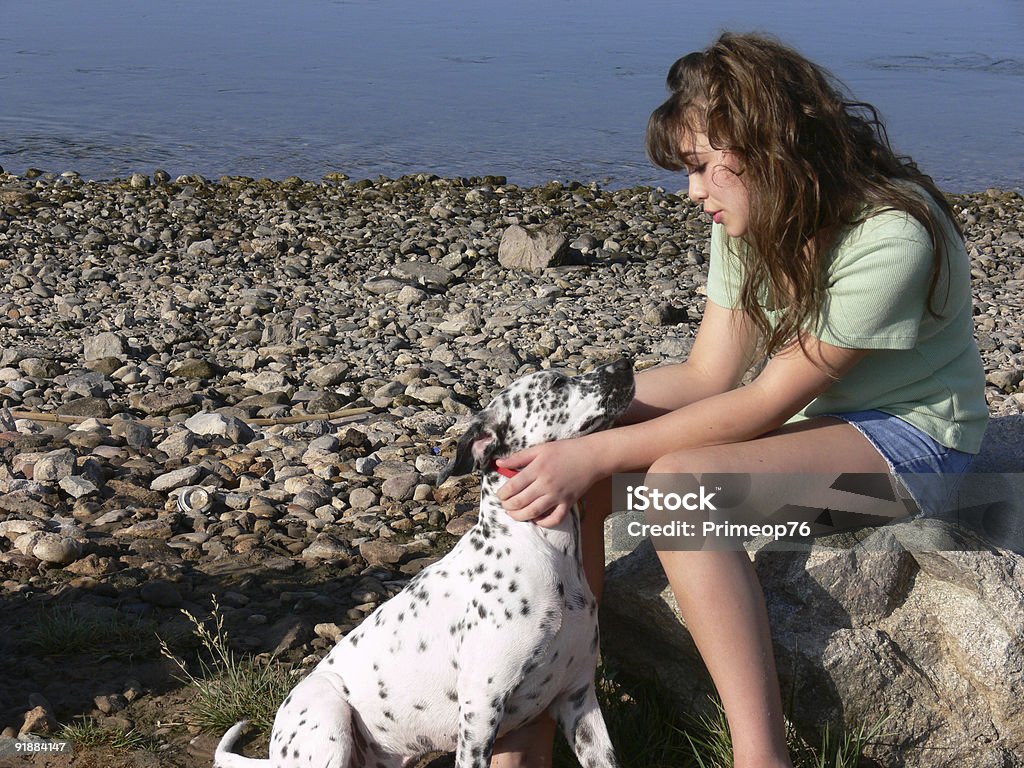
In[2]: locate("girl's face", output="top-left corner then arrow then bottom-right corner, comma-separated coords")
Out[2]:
683,132 -> 749,238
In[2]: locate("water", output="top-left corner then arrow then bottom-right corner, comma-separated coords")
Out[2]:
2,0 -> 1022,192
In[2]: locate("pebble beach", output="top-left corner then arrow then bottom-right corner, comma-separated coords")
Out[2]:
0,167 -> 1022,763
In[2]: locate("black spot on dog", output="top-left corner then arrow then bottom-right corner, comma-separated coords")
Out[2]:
577,720 -> 594,745
569,684 -> 589,709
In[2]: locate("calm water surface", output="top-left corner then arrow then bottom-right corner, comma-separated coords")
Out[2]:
2,0 -> 1022,191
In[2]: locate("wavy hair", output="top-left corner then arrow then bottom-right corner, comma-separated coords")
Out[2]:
647,32 -> 962,361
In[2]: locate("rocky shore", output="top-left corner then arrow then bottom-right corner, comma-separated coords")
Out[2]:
0,168 -> 1022,764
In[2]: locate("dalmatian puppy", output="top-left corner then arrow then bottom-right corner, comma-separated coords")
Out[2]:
215,358 -> 634,768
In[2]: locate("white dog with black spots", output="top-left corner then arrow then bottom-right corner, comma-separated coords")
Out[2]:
215,358 -> 634,768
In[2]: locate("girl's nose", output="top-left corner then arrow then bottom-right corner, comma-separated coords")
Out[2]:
688,174 -> 706,202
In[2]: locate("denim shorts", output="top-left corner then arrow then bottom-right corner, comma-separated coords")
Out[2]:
826,409 -> 975,518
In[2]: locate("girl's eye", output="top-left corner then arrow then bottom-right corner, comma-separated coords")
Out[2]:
687,164 -> 706,174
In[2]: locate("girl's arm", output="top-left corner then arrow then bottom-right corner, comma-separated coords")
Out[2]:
621,299 -> 760,424
593,334 -> 867,474
496,302 -> 867,523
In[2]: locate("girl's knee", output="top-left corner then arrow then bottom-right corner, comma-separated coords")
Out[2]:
648,450 -> 707,477
649,445 -> 747,477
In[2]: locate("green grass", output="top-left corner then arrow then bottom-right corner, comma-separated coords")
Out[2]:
789,712 -> 894,768
158,597 -> 294,733
56,718 -> 157,752
553,668 -> 889,768
24,605 -> 161,659
553,668 -> 695,768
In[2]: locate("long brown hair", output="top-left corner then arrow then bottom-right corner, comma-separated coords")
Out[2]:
647,32 -> 962,361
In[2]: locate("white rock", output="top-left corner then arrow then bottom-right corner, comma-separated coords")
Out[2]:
245,371 -> 293,395
354,457 -> 380,476
84,331 -> 126,361
32,534 -> 83,565
0,520 -> 44,540
397,285 -> 427,306
73,418 -> 107,432
59,475 -> 99,498
150,465 -> 204,492
33,448 -> 76,484
308,362 -> 350,388
184,412 -> 254,443
14,531 -> 48,556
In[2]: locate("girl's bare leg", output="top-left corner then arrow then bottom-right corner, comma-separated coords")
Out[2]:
645,418 -> 888,767
657,548 -> 790,766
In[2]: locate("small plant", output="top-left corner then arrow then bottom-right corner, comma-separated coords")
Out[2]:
552,669 -> 891,768
681,694 -> 892,768
57,718 -> 156,752
680,697 -> 733,768
158,597 -> 293,733
789,713 -> 894,768
24,605 -> 159,659
554,667 -> 695,768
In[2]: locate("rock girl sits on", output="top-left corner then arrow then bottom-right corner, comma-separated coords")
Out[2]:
486,32 -> 988,768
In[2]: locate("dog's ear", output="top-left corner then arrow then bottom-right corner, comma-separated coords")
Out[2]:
437,420 -> 498,484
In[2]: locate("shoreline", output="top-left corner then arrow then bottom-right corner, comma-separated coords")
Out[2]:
2,164 -> 1022,197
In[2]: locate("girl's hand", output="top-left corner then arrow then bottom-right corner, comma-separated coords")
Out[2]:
494,437 -> 603,528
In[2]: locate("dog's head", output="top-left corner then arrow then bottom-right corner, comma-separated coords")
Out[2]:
438,358 -> 635,483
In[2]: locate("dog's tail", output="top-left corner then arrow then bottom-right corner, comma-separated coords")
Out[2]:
214,720 -> 269,767
215,672 -> 354,768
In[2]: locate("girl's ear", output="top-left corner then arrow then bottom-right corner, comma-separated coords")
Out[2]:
437,420 -> 498,484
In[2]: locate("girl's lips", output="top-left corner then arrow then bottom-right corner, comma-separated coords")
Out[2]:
712,211 -> 724,224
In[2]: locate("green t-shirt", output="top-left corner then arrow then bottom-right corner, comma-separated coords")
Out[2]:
707,200 -> 989,453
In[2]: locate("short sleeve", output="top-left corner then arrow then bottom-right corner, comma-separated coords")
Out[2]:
816,211 -> 936,350
706,223 -> 745,309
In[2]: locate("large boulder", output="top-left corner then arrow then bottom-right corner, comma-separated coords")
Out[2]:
497,223 -> 570,272
83,331 -> 127,361
601,536 -> 1023,767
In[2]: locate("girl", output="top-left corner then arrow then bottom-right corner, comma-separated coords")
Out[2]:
489,32 -> 988,768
